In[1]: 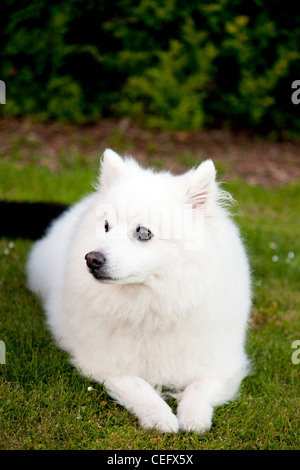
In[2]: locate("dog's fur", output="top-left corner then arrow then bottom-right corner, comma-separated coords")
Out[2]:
26,149 -> 251,433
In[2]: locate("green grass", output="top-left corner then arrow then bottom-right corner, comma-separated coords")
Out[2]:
0,156 -> 299,450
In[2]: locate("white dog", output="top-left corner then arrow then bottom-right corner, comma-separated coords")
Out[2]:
26,149 -> 251,433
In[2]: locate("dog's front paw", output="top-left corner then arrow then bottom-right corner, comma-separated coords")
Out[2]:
177,404 -> 213,434
139,408 -> 179,433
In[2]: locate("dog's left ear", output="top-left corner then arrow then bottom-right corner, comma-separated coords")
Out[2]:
185,159 -> 217,208
99,149 -> 126,190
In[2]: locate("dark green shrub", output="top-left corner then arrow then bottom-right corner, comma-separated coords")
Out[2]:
1,0 -> 299,136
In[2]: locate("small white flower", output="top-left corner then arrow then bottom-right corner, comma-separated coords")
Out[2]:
272,255 -> 278,262
288,251 -> 295,259
4,248 -> 9,255
8,242 -> 14,248
269,241 -> 277,250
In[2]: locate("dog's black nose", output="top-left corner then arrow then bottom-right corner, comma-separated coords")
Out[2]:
85,251 -> 106,270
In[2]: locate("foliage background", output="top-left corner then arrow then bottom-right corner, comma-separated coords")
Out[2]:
1,0 -> 300,137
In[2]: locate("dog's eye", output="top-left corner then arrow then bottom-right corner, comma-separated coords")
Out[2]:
104,220 -> 109,232
136,226 -> 152,241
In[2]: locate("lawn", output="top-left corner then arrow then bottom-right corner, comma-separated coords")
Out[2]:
0,144 -> 299,450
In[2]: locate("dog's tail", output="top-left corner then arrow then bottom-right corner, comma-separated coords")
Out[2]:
0,201 -> 69,240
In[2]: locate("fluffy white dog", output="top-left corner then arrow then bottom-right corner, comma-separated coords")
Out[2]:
26,149 -> 251,433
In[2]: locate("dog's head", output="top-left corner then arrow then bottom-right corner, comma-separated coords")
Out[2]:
85,149 -> 228,285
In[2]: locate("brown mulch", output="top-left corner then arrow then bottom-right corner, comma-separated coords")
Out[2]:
1,117 -> 300,186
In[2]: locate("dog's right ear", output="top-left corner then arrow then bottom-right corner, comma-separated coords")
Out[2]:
99,149 -> 126,190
